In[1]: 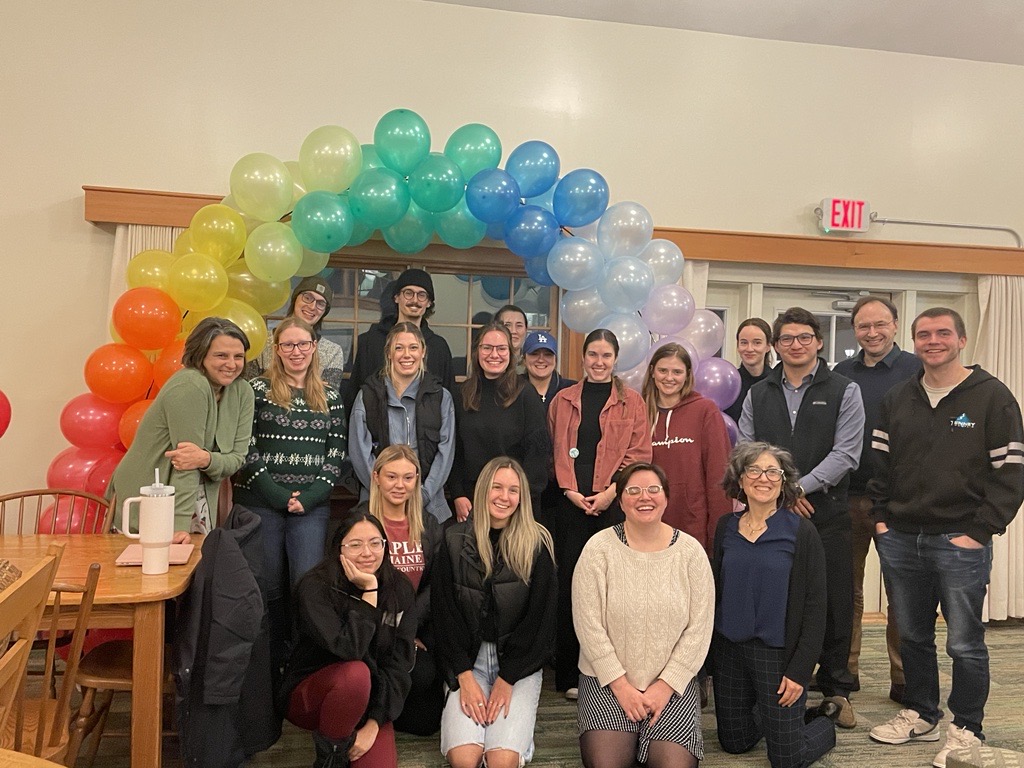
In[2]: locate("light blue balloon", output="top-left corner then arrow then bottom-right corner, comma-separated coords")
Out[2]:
506,141 -> 560,199
546,236 -> 604,291
290,191 -> 353,254
526,177 -> 558,213
383,201 -> 434,254
598,257 -> 655,314
503,205 -> 560,259
598,312 -> 651,370
466,168 -> 521,224
553,169 -> 609,228
436,197 -> 487,249
560,287 -> 610,333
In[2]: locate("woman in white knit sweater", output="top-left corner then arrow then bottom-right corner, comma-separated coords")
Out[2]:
572,462 -> 714,768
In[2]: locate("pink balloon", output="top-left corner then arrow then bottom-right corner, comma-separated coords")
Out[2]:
0,389 -> 9,439
59,393 -> 128,450
694,358 -> 742,410
47,446 -> 104,489
85,449 -> 125,496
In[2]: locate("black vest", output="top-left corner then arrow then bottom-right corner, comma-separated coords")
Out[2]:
749,359 -> 852,525
442,523 -> 531,685
361,373 -> 444,479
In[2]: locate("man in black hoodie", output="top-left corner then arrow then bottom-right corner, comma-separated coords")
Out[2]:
345,268 -> 455,413
867,307 -> 1024,768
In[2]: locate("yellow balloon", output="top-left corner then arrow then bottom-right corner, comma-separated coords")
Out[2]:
295,248 -> 331,277
285,161 -> 307,212
229,152 -> 292,222
244,222 -> 303,282
190,204 -> 247,267
173,229 -> 196,256
126,249 -> 175,290
207,297 -> 268,361
221,195 -> 262,234
226,260 -> 292,316
299,125 -> 362,193
168,253 -> 229,312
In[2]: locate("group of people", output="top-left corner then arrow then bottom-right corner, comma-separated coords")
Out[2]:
107,271 -> 1023,768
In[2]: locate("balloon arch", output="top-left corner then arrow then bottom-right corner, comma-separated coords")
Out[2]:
46,108 -> 742,518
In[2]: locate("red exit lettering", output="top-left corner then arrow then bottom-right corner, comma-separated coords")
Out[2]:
829,199 -> 866,230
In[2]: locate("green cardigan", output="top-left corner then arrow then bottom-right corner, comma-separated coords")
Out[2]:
108,367 -> 255,532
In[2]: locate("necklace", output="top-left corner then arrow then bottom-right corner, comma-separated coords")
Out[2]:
741,509 -> 775,536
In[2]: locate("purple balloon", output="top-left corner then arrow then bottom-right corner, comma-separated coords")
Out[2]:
642,284 -> 696,335
720,412 -> 739,447
694,358 -> 742,410
647,335 -> 702,370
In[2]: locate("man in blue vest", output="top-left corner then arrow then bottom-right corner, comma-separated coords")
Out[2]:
867,307 -> 1024,768
739,306 -> 865,728
834,296 -> 921,705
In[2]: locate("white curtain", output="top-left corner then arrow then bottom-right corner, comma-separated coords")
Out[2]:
108,224 -> 183,315
683,259 -> 709,309
974,274 -> 1024,620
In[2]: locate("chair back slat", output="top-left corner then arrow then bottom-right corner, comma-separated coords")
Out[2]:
0,489 -> 114,535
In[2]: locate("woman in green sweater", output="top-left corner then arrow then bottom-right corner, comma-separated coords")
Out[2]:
109,316 -> 254,541
233,316 -> 347,675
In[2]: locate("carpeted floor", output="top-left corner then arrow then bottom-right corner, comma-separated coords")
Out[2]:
80,620 -> 1024,767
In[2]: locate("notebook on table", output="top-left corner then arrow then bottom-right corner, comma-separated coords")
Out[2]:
115,543 -> 195,566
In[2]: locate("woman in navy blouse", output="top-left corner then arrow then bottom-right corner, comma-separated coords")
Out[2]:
711,441 -> 838,768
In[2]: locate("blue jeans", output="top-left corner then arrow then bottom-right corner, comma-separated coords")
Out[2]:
875,529 -> 992,736
250,503 -> 331,600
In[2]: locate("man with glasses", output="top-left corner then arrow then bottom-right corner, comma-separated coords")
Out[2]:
345,268 -> 455,413
867,308 -> 1023,767
834,297 -> 920,706
739,306 -> 865,728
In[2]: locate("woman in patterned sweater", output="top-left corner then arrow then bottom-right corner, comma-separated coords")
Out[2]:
234,316 -> 347,677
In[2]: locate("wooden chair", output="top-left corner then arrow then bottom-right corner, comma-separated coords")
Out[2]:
2,563 -> 100,764
0,490 -> 114,536
0,547 -> 63,736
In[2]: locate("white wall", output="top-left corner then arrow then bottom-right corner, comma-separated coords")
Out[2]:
2,0 -> 1022,489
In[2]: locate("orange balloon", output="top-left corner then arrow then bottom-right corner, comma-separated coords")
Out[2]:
153,339 -> 186,388
84,344 -> 154,404
118,399 -> 155,449
112,287 -> 181,350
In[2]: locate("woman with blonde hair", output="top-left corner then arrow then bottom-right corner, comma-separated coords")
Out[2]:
233,315 -> 346,676
433,457 -> 557,768
364,444 -> 444,736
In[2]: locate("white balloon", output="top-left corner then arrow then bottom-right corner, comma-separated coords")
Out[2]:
561,287 -> 610,333
681,309 -> 726,360
597,201 -> 654,260
547,237 -> 605,291
638,239 -> 684,287
599,312 -> 651,371
598,257 -> 654,314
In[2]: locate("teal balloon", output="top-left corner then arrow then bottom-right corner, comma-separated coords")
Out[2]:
291,191 -> 353,253
360,144 -> 384,172
374,109 -> 431,176
383,201 -> 434,254
408,152 -> 465,213
436,197 -> 487,249
444,123 -> 502,180
348,167 -> 411,229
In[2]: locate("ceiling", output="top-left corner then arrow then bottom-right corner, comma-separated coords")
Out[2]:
425,0 -> 1024,66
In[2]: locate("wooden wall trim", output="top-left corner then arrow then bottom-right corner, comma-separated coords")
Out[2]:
83,186 -> 1024,276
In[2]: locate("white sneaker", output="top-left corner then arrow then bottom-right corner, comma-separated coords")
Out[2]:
869,709 -> 942,744
565,687 -> 578,701
932,723 -> 981,768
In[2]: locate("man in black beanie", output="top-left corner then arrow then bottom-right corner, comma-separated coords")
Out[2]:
344,268 -> 455,412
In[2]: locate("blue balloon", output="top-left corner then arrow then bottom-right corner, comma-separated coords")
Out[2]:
485,220 -> 506,241
466,168 -> 520,224
480,275 -> 511,301
506,141 -> 560,198
524,253 -> 555,286
553,169 -> 610,228
503,205 -> 560,260
526,177 -> 558,213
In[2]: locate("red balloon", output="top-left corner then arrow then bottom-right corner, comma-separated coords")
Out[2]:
84,344 -> 154,403
85,448 -> 125,496
118,399 -> 155,449
112,287 -> 181,350
153,339 -> 186,388
0,388 -> 9,438
38,496 -> 107,534
59,393 -> 128,450
47,446 -> 105,489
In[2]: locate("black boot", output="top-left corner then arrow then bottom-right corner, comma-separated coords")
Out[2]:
312,731 -> 353,768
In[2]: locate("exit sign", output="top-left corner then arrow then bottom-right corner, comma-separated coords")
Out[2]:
820,198 -> 870,233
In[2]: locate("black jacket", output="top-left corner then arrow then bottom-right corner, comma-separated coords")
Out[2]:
174,505 -> 280,768
361,372 -> 446,483
711,511 -> 827,687
279,525 -> 418,725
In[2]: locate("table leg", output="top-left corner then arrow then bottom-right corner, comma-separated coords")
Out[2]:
132,601 -> 165,768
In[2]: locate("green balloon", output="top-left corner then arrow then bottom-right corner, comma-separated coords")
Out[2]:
360,144 -> 384,172
435,197 -> 487,249
444,123 -> 502,181
374,109 -> 431,176
383,201 -> 434,254
348,168 -> 411,230
408,152 -> 465,213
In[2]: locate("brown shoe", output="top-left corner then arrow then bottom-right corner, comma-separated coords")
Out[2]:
824,695 -> 856,729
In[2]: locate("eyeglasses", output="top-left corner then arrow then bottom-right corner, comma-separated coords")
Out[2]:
743,466 -> 785,481
480,344 -> 510,356
399,288 -> 429,302
854,320 -> 893,333
277,340 -> 315,353
341,538 -> 386,553
623,485 -> 663,496
299,292 -> 327,311
777,333 -> 817,347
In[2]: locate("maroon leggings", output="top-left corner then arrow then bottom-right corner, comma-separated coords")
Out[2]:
287,660 -> 397,768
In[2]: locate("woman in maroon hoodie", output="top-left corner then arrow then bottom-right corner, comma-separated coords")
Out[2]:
642,343 -> 733,557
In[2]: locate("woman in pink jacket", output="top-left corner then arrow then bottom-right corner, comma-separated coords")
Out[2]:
548,328 -> 652,698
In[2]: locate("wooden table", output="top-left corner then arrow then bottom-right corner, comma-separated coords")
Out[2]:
0,535 -> 202,768
0,747 -> 65,767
